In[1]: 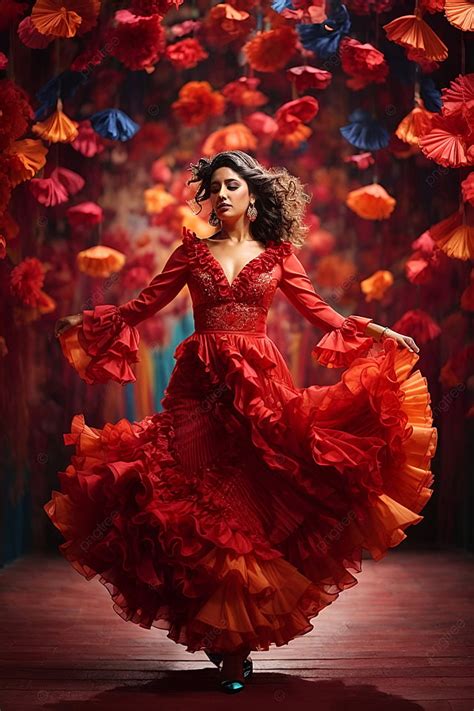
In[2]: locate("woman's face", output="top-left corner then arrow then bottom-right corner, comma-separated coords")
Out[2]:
209,166 -> 254,224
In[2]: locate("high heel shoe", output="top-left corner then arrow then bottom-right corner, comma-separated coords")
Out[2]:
204,650 -> 253,679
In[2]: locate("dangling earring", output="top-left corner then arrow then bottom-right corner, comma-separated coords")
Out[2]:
247,201 -> 258,222
208,209 -> 221,226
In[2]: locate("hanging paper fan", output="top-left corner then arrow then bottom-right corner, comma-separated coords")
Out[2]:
419,114 -> 472,167
32,99 -> 79,143
31,0 -> 82,37
243,26 -> 298,72
444,0 -> 474,30
54,167 -> 85,196
441,73 -> 474,121
395,100 -> 437,145
5,139 -> 48,186
383,10 -> 448,62
346,182 -> 396,219
29,175 -> 69,206
77,245 -> 126,278
90,109 -> 140,141
340,109 -> 389,151
202,123 -> 258,154
429,209 -> 474,260
360,270 -> 394,301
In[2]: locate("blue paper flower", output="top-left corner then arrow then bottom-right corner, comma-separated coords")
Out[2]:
420,76 -> 442,113
297,4 -> 351,60
340,109 -> 389,151
35,71 -> 84,121
90,109 -> 140,142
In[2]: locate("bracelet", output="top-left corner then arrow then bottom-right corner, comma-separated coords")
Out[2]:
380,326 -> 390,340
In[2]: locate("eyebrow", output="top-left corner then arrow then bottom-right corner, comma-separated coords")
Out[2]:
210,178 -> 241,185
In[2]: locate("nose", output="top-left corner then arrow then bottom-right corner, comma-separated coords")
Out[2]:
218,186 -> 228,201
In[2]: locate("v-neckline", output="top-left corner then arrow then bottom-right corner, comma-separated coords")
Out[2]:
202,238 -> 268,289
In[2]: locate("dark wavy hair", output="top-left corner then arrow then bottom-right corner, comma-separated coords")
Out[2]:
187,150 -> 311,247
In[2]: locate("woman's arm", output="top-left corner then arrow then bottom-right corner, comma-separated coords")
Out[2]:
279,252 -> 419,367
54,243 -> 189,384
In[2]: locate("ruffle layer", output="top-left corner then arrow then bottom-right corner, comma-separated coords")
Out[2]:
182,226 -> 294,300
59,304 -> 140,385
312,314 -> 374,368
45,331 -> 436,653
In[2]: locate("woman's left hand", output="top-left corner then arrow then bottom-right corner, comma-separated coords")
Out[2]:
382,328 -> 419,354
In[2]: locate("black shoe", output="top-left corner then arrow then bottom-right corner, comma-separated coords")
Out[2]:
204,649 -> 253,679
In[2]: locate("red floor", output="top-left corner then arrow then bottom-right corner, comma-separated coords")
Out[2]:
0,549 -> 473,710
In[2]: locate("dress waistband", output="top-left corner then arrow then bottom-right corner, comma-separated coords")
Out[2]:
195,329 -> 267,337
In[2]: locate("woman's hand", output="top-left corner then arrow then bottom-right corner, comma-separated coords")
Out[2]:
382,328 -> 419,354
54,313 -> 83,338
365,322 -> 419,354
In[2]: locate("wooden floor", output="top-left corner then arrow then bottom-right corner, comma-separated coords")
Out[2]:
0,549 -> 473,710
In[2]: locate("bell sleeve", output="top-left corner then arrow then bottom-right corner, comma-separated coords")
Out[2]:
59,243 -> 189,385
279,251 -> 374,368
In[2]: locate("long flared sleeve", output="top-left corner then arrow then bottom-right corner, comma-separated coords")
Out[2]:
59,243 -> 189,385
279,251 -> 374,368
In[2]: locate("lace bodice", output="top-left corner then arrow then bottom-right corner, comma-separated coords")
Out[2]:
60,227 -> 375,385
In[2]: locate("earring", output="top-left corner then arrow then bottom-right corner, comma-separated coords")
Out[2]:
208,209 -> 221,226
247,201 -> 258,222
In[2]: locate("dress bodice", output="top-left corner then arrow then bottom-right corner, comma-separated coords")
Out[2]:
183,228 -> 294,335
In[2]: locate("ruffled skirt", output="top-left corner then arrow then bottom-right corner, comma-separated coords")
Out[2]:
44,332 -> 436,654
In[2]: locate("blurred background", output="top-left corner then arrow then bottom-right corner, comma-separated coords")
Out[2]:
0,0 -> 472,568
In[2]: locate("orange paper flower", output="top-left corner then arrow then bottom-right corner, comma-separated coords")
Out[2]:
172,81 -> 225,126
77,245 -> 126,278
395,101 -> 437,145
202,123 -> 257,155
144,184 -> 177,214
32,100 -> 79,143
346,182 -> 396,220
444,0 -> 474,30
6,139 -> 48,186
360,270 -> 394,301
429,208 -> 474,260
222,77 -> 267,108
383,10 -> 448,62
243,26 -> 298,73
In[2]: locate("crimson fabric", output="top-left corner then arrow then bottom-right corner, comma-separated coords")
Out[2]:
45,227 -> 436,654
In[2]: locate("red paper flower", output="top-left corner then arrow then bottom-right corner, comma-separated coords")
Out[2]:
243,26 -> 298,73
10,257 -> 47,307
419,113 -> 472,168
165,38 -> 208,69
222,77 -> 268,108
286,66 -> 332,93
202,4 -> 253,48
0,78 -> 34,151
131,0 -> 183,14
71,120 -> 105,157
66,201 -> 103,228
461,172 -> 474,205
108,10 -> 166,71
344,152 -> 375,169
339,37 -> 389,90
172,81 -> 225,126
392,309 -> 441,343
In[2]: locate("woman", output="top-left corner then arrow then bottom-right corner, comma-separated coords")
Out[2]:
47,150 -> 436,694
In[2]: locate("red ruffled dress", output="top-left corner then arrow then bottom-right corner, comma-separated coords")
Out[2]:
44,227 -> 437,654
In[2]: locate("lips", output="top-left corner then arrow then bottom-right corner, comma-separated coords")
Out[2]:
217,203 -> 231,210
